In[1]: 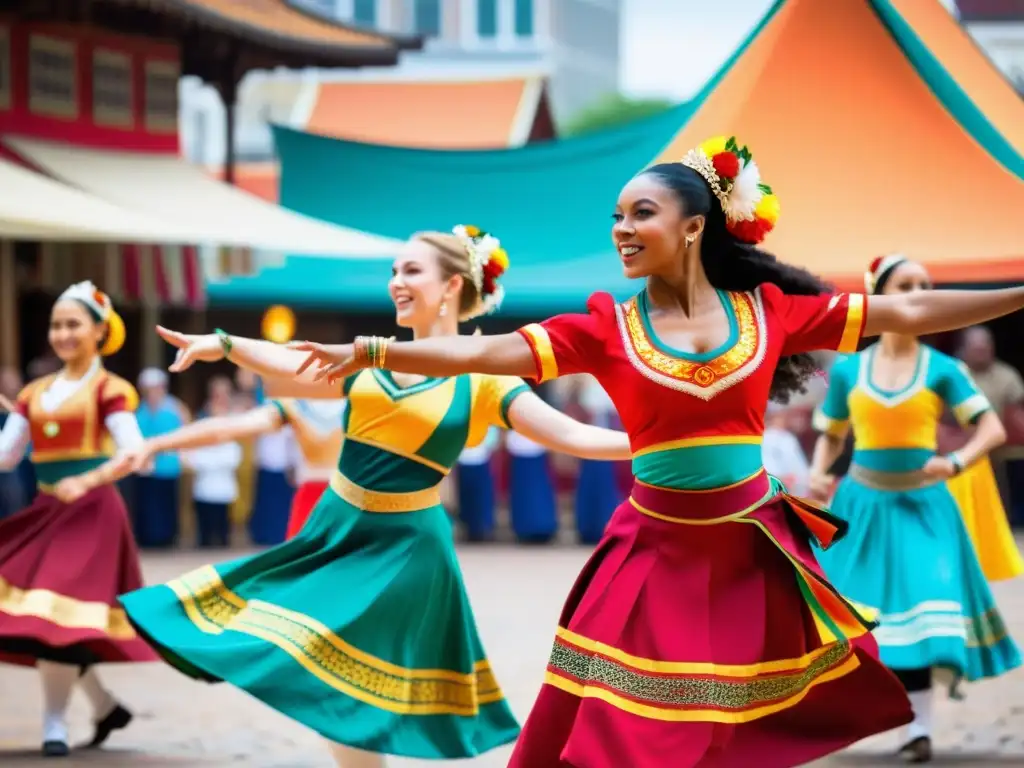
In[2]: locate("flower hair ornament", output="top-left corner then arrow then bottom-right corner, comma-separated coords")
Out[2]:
864,254 -> 908,294
451,224 -> 510,320
679,135 -> 780,245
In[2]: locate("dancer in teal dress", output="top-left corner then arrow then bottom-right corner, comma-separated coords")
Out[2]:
810,255 -> 1021,763
101,227 -> 632,768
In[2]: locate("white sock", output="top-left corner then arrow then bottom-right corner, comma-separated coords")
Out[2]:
905,689 -> 934,741
78,667 -> 118,720
38,660 -> 77,744
326,740 -> 386,768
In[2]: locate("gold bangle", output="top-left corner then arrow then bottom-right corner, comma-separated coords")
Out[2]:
378,336 -> 390,369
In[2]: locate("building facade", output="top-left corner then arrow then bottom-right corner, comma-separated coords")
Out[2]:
181,0 -> 620,165
955,0 -> 1024,90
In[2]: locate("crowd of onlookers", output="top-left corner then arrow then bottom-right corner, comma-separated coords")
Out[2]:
1,324 -> 1021,548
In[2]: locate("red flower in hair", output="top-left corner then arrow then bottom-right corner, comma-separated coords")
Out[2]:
868,256 -> 884,274
482,275 -> 497,296
711,151 -> 741,180
728,217 -> 773,244
92,289 -> 107,307
482,260 -> 502,280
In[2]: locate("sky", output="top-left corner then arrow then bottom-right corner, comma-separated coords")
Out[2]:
619,0 -> 960,101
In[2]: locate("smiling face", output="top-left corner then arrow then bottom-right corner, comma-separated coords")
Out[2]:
612,172 -> 704,280
389,238 -> 464,329
48,300 -> 104,365
881,260 -> 932,296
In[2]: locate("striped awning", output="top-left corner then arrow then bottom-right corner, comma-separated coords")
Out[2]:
116,244 -> 206,308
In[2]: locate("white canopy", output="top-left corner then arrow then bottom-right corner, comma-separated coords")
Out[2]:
0,156 -> 198,243
5,137 -> 402,258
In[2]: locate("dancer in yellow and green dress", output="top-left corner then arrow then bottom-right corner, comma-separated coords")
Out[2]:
96,227 -> 633,768
810,255 -> 1022,763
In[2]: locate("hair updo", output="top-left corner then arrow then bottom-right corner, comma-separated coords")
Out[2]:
411,231 -> 483,321
641,162 -> 831,403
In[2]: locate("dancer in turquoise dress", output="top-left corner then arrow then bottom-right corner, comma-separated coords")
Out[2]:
810,255 -> 1021,763
101,227 -> 632,768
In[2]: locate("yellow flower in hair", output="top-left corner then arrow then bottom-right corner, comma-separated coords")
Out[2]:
699,136 -> 728,158
464,225 -> 481,237
490,247 -> 509,271
754,193 -> 780,226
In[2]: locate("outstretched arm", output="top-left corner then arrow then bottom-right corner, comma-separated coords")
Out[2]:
506,391 -> 631,461
864,287 -> 1024,338
808,434 -> 845,501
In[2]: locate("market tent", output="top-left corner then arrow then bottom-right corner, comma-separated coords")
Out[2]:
5,137 -> 403,258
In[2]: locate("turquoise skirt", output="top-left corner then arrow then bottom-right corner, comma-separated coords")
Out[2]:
815,470 -> 1021,684
120,481 -> 520,758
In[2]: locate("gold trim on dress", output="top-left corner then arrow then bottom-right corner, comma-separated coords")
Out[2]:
628,483 -> 775,525
519,323 -> 558,382
329,471 -> 441,513
167,566 -> 503,716
837,294 -> 865,354
0,576 -> 136,640
632,434 -> 762,459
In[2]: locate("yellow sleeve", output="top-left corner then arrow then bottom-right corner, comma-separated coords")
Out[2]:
466,374 -> 531,447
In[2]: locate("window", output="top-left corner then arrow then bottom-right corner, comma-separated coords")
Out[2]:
353,0 -> 376,25
514,0 -> 533,36
144,59 -> 179,133
92,49 -> 133,127
414,0 -> 441,35
0,26 -> 10,110
28,35 -> 78,118
476,0 -> 497,37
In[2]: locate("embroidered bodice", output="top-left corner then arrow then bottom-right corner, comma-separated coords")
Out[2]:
337,370 -> 529,493
519,284 -> 866,490
815,345 -> 991,473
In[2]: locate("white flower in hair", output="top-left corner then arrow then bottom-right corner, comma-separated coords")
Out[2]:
726,158 -> 764,223
58,280 -> 111,320
451,224 -> 509,320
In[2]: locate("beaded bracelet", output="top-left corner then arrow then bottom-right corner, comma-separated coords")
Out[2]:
947,451 -> 965,475
355,335 -> 392,368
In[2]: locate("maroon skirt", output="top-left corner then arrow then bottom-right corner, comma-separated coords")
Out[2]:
509,471 -> 913,768
0,484 -> 157,667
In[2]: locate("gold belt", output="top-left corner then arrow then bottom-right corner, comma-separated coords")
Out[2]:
849,465 -> 939,491
329,471 -> 440,513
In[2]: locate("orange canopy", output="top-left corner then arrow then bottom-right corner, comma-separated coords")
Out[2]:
656,0 -> 1024,289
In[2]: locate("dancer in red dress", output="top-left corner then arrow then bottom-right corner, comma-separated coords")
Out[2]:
208,136 -> 1024,766
0,281 -> 157,757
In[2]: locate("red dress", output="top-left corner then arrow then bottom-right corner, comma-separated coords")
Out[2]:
0,368 -> 157,667
513,285 -> 912,768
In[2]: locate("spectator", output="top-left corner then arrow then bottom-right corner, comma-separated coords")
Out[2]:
249,422 -> 295,546
0,366 -> 32,518
133,368 -> 186,548
957,325 -> 1024,524
181,439 -> 242,549
763,402 -> 811,497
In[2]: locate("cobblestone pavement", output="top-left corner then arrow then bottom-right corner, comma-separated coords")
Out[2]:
2,540 -> 1023,767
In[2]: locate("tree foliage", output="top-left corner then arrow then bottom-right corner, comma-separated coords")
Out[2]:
561,93 -> 676,137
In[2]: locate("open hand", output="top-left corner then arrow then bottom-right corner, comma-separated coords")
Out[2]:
110,447 -> 155,477
808,472 -> 835,502
289,341 -> 359,384
157,326 -> 225,372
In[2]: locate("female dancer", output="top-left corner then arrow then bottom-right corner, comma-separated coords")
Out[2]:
104,227 -> 633,768
282,136 -> 1024,767
0,281 -> 156,757
810,255 -> 1021,763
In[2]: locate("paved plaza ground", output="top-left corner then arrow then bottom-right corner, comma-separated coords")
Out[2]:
2,541 -> 1023,767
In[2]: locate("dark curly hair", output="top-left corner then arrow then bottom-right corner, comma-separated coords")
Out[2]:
641,162 -> 832,403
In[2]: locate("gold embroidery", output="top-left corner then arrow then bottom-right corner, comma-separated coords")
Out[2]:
168,566 -> 503,716
0,576 -> 137,639
622,292 -> 760,387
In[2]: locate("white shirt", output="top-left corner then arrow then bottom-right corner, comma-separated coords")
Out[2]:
762,426 -> 811,497
256,425 -> 294,472
0,359 -> 143,470
183,442 -> 243,504
459,427 -> 500,466
506,430 -> 546,458
578,376 -> 616,428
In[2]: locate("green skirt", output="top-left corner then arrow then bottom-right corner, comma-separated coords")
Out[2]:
120,484 -> 520,759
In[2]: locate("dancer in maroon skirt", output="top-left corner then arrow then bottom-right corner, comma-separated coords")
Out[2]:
0,281 -> 157,757
283,136 -> 1024,766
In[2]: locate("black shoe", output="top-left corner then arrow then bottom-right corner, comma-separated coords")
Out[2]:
42,740 -> 69,758
898,735 -> 932,763
88,704 -> 133,748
